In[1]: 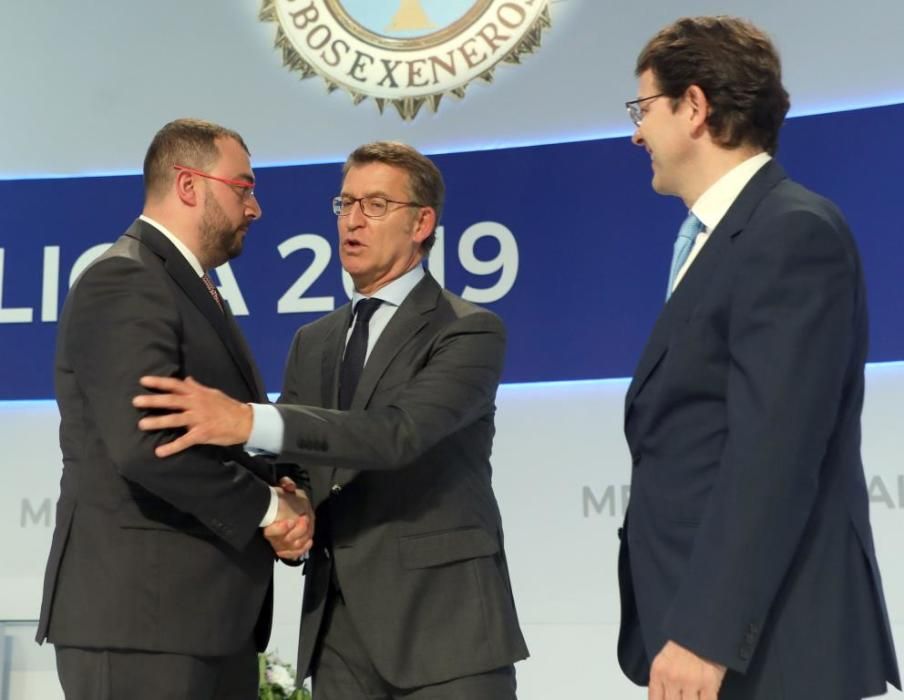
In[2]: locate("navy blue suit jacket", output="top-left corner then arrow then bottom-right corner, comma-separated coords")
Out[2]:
618,160 -> 900,699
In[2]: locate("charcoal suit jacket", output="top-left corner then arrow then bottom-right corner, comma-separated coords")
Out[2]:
38,219 -> 276,658
274,272 -> 528,689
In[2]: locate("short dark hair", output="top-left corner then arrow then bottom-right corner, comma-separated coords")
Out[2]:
343,141 -> 445,254
636,16 -> 790,154
143,118 -> 250,199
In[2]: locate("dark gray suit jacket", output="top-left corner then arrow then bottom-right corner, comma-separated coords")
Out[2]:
617,161 -> 900,699
274,273 -> 528,689
37,219 -> 276,657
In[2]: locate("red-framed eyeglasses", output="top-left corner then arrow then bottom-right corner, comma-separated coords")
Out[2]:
173,165 -> 256,200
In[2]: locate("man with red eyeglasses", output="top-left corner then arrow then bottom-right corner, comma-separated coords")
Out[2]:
36,118 -> 314,699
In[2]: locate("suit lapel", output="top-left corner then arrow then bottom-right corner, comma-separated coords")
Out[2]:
322,305 -> 352,489
330,274 -> 437,488
126,220 -> 261,399
321,306 -> 352,410
624,160 -> 789,417
624,227 -> 727,414
223,304 -> 268,401
351,274 -> 436,410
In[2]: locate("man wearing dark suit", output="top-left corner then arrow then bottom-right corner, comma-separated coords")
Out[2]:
617,17 -> 900,700
134,141 -> 528,699
37,119 -> 313,700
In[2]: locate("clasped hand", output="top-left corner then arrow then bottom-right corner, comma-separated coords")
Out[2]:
267,477 -> 315,560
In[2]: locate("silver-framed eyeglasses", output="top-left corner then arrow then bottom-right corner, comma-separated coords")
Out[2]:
625,93 -> 665,127
332,195 -> 423,218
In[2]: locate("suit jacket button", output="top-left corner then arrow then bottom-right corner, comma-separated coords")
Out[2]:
331,484 -> 342,494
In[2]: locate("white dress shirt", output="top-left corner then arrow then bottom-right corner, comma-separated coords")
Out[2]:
138,215 -> 204,276
672,152 -> 772,291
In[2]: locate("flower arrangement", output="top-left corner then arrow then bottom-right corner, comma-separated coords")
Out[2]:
258,652 -> 312,700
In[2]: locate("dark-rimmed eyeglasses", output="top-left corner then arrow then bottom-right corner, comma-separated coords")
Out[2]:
173,165 -> 256,202
332,195 -> 423,219
625,93 -> 666,127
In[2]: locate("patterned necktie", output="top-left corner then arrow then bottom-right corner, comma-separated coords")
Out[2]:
338,298 -> 383,410
666,212 -> 704,300
201,273 -> 223,312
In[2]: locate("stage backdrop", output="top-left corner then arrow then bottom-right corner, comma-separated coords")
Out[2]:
2,0 -> 904,697
1,108 -> 904,698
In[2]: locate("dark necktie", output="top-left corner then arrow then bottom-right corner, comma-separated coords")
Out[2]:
338,298 -> 383,410
201,272 -> 224,312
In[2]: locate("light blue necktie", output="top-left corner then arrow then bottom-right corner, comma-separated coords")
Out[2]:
666,212 -> 704,300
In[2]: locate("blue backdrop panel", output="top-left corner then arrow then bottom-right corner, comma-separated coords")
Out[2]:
1,103 -> 902,399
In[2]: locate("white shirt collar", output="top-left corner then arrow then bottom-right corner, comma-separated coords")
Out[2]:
351,264 -> 425,310
138,214 -> 205,277
691,152 -> 772,232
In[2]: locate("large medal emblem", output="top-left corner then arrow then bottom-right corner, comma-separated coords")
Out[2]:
260,0 -> 551,119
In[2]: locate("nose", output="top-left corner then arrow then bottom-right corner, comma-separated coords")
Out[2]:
346,200 -> 366,228
631,127 -> 644,146
245,194 -> 262,221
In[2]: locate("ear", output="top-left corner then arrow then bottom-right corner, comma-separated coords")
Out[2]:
174,169 -> 200,207
685,84 -> 710,135
411,207 -> 437,244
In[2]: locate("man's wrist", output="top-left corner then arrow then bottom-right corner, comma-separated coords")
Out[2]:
246,403 -> 285,454
239,401 -> 254,443
259,486 -> 279,528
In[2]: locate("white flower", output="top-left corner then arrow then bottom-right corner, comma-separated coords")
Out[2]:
266,662 -> 295,693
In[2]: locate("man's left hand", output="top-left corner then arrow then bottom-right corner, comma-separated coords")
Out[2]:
132,376 -> 252,457
648,640 -> 726,700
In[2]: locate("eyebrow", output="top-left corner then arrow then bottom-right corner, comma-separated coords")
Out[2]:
340,190 -> 392,198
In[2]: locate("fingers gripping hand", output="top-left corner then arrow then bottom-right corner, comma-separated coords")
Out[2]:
132,376 -> 252,457
267,490 -> 315,559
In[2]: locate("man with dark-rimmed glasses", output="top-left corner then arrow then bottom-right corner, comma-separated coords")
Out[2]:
617,16 -> 900,700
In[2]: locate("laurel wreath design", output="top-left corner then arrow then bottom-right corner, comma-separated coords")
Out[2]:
258,0 -> 551,120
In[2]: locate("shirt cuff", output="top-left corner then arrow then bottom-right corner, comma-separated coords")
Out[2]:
259,486 -> 279,528
246,403 -> 285,455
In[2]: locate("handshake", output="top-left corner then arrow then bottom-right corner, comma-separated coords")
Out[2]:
268,477 -> 315,560
129,376 -> 316,559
